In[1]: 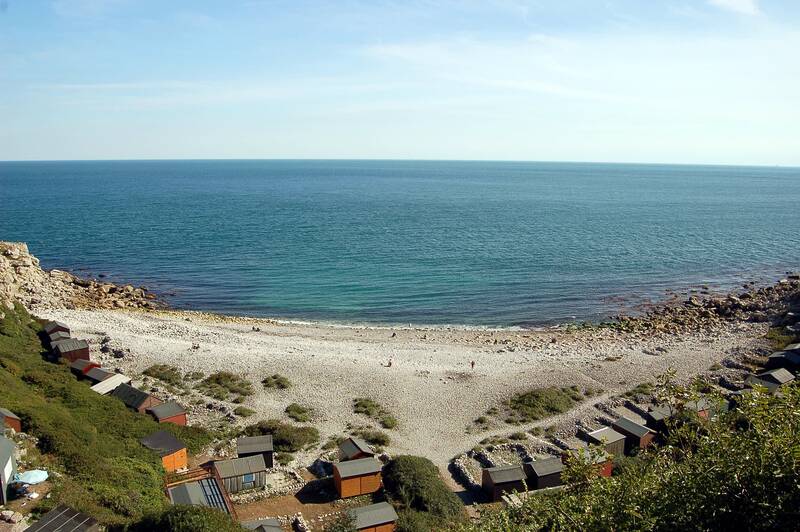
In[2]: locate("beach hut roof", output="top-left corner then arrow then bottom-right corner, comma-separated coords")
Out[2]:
140,430 -> 186,457
70,359 -> 97,372
769,350 -> 800,365
784,342 -> 800,352
0,407 -> 20,421
147,401 -> 185,420
237,434 -> 273,455
524,457 -> 563,477
757,367 -> 795,385
350,502 -> 398,530
167,477 -> 229,514
110,383 -> 152,409
585,427 -> 625,445
48,331 -> 71,342
25,505 -> 98,532
90,373 -> 131,395
86,367 -> 115,382
339,436 -> 374,459
485,464 -> 526,484
214,454 -> 267,478
242,518 -> 282,532
43,321 -> 69,334
334,457 -> 382,478
55,339 -> 89,354
613,416 -> 654,438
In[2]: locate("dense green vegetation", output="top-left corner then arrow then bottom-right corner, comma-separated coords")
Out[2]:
0,303 -> 216,527
501,386 -> 597,424
261,373 -> 291,389
127,505 -> 245,532
766,325 -> 797,349
285,402 -> 313,422
242,419 -> 319,455
143,364 -> 184,388
351,427 -> 391,447
233,406 -> 255,417
353,397 -> 398,429
462,381 -> 800,531
383,456 -> 467,531
197,371 -> 254,401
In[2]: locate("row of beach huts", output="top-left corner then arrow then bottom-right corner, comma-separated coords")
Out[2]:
480,343 -> 800,504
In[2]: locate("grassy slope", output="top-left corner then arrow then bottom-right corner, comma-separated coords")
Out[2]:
0,303 -> 214,526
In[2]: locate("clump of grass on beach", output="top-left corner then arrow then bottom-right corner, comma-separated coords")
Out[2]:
285,402 -> 313,422
143,364 -> 184,387
353,397 -> 398,429
495,386 -> 591,424
197,371 -> 254,401
262,373 -> 291,389
234,406 -> 256,417
351,426 -> 391,447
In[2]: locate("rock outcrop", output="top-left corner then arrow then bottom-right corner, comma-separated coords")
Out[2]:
0,241 -> 163,317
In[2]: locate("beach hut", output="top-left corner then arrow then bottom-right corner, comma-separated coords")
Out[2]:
612,417 -> 657,454
766,350 -> 800,371
25,505 -> 99,532
645,404 -> 676,432
147,401 -> 188,426
339,436 -> 375,461
54,339 -> 90,362
111,383 -> 162,413
583,427 -> 626,457
333,457 -> 383,498
140,430 -> 188,472
167,474 -> 233,515
243,518 -> 283,532
1,436 -> 16,505
70,359 -> 100,376
214,455 -> 267,494
43,320 -> 70,336
236,434 -> 274,468
90,373 -> 131,395
85,367 -> 115,384
0,407 -> 22,433
349,501 -> 399,532
522,457 -> 563,490
482,465 -> 527,502
746,368 -> 795,393
48,330 -> 71,345
562,447 -> 613,478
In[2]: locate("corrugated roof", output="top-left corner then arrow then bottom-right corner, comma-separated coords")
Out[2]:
167,477 -> 229,514
55,339 -> 89,354
214,454 -> 267,478
85,367 -> 115,383
147,401 -> 185,420
48,331 -> 71,343
339,437 -> 374,460
486,464 -> 526,484
524,457 -> 563,477
43,321 -> 70,334
350,502 -> 398,529
243,518 -> 282,531
237,434 -> 273,455
111,383 -> 153,409
585,427 -> 625,444
0,407 -> 20,421
90,373 -> 131,395
647,404 -> 675,422
334,457 -> 382,478
25,504 -> 98,532
140,430 -> 186,456
759,368 -> 795,385
70,359 -> 97,372
613,416 -> 654,439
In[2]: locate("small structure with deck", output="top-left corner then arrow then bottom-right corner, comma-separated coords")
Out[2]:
166,468 -> 236,517
333,457 -> 383,498
237,434 -> 274,468
214,454 -> 268,494
140,430 -> 188,472
147,401 -> 188,425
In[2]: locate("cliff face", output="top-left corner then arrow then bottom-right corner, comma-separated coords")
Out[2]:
0,242 -> 161,318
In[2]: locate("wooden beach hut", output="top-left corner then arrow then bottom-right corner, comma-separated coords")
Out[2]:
339,436 -> 375,461
90,373 -> 131,395
70,359 -> 100,377
1,436 -> 16,506
333,457 -> 383,498
0,407 -> 22,433
147,401 -> 188,426
111,383 -> 162,413
482,465 -> 527,502
43,320 -> 70,336
349,501 -> 399,532
583,427 -> 626,457
612,417 -> 656,454
746,368 -> 795,393
236,434 -> 274,468
523,457 -> 563,490
140,430 -> 188,472
214,455 -> 267,494
766,350 -> 800,371
562,447 -> 613,478
54,339 -> 90,363
85,367 -> 115,384
25,505 -> 99,532
48,330 -> 71,345
166,471 -> 234,516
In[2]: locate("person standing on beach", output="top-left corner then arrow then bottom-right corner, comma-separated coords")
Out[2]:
471,360 -> 475,370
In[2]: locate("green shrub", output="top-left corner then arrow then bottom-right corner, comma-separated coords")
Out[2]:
275,451 -> 294,466
352,428 -> 390,447
127,505 -> 245,531
353,397 -> 398,429
197,372 -> 253,400
322,435 -> 345,450
242,419 -> 319,452
234,406 -> 256,417
143,364 -> 183,387
383,455 -> 466,528
262,374 -> 291,389
502,386 -> 585,423
285,403 -> 313,422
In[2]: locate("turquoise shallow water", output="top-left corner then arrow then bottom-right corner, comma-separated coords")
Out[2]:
1,160 -> 799,326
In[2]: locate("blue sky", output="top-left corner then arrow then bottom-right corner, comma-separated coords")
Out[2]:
1,0 -> 799,164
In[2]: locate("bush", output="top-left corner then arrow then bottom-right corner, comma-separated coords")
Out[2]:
353,397 -> 398,429
262,374 -> 291,389
285,403 -> 312,422
383,455 -> 466,529
502,386 -> 586,423
234,406 -> 255,417
352,428 -> 390,447
127,505 -> 245,531
143,364 -> 183,387
197,372 -> 253,401
242,419 -> 319,452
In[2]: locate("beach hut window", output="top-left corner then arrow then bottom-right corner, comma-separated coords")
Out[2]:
242,473 -> 255,489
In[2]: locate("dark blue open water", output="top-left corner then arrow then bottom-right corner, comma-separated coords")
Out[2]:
1,160 -> 798,326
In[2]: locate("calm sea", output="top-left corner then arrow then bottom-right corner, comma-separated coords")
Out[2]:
1,160 -> 799,326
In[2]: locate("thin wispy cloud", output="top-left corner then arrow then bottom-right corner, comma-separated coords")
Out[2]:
707,0 -> 761,15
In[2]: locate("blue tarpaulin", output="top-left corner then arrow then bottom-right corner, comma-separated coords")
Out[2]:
14,470 -> 48,484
